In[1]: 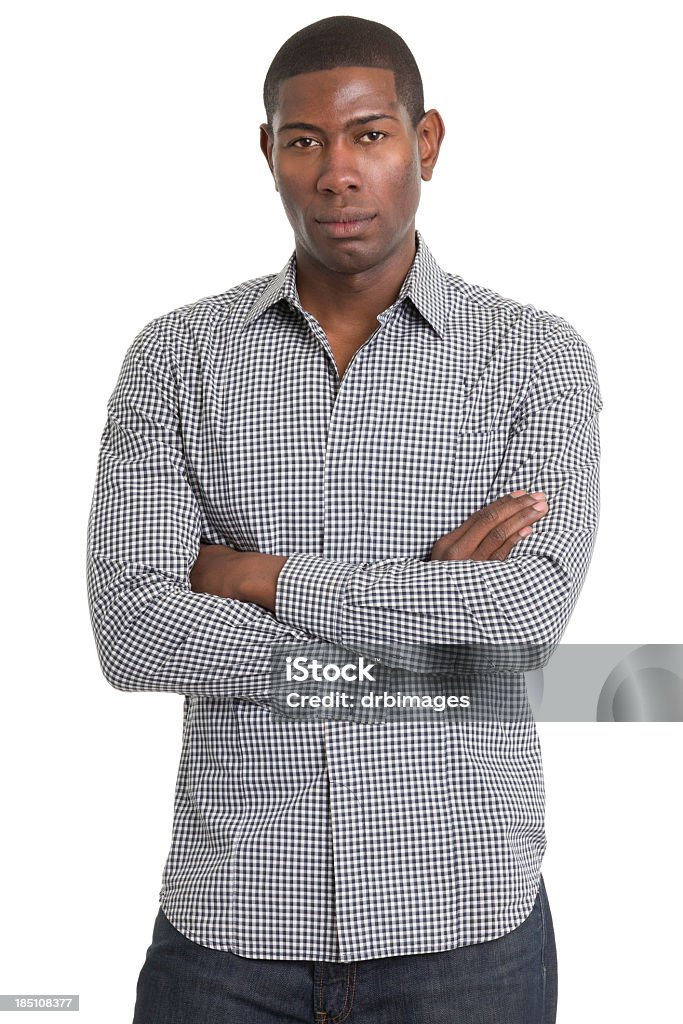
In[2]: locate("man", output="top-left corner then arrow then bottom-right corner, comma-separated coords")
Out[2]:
86,15 -> 602,1023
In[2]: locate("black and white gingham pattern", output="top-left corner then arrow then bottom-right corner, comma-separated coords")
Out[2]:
86,232 -> 602,961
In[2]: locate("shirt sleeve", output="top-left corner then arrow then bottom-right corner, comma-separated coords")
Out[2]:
86,317 -> 319,700
275,328 -> 603,665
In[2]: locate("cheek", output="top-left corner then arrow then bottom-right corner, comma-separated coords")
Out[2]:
376,158 -> 421,211
275,167 -> 310,201
279,196 -> 304,230
274,180 -> 304,220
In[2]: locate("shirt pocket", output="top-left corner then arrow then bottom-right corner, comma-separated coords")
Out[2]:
450,425 -> 512,518
358,428 -> 510,558
357,434 -> 463,557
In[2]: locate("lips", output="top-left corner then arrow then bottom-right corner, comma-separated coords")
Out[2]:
316,210 -> 375,223
315,212 -> 376,237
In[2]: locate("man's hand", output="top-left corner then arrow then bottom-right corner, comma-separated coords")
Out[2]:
190,544 -> 287,612
429,490 -> 548,562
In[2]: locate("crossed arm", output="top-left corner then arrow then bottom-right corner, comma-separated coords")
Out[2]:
189,490 -> 551,612
86,317 -> 601,697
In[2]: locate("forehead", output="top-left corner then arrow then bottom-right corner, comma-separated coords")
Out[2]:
274,66 -> 405,127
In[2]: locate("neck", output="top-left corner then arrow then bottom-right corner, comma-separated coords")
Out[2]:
294,229 -> 417,329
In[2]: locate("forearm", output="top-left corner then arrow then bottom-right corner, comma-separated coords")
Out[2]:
87,551 -> 319,697
275,537 -> 591,666
231,524 -> 589,676
194,549 -> 289,612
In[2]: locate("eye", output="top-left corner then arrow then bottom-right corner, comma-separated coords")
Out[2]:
359,130 -> 387,143
289,137 -> 321,148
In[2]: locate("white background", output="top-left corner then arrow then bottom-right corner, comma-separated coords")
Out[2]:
1,0 -> 681,1020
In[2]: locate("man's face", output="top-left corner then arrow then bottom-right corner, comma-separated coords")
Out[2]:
260,66 -> 441,276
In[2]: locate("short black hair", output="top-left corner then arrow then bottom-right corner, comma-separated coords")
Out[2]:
263,16 -> 426,130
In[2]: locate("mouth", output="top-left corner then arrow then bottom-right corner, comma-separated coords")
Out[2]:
315,213 -> 376,238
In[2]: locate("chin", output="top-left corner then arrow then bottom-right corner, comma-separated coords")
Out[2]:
328,252 -> 379,275
313,240 -> 385,274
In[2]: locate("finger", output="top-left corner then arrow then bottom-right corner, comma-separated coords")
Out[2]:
482,526 -> 533,562
432,492 -> 531,552
435,492 -> 545,558
470,500 -> 548,560
459,492 -> 543,545
435,499 -> 547,561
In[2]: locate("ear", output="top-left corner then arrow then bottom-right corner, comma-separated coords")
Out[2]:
259,124 -> 279,192
416,109 -> 445,182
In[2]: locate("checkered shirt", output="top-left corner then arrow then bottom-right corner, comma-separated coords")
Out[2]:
86,231 -> 602,960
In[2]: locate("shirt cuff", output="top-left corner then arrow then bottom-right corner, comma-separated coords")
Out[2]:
275,552 -> 357,643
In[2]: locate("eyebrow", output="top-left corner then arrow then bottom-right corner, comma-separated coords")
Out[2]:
276,113 -> 401,134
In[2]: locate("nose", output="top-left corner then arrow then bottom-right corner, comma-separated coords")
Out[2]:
316,139 -> 361,194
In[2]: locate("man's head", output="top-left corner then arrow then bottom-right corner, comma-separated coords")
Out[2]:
259,16 -> 445,278
263,16 -> 426,131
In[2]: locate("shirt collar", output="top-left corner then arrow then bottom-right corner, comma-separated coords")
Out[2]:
244,230 -> 451,339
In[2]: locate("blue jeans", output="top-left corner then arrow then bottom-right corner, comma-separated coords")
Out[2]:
132,875 -> 557,1023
